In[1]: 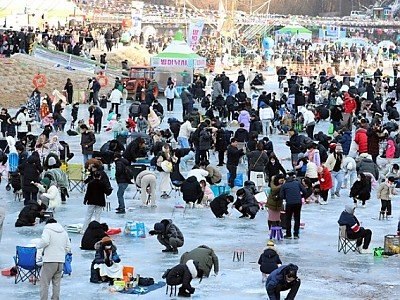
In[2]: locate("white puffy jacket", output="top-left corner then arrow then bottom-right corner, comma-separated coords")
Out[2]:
35,223 -> 71,263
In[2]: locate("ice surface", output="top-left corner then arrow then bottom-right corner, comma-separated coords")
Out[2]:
0,79 -> 400,300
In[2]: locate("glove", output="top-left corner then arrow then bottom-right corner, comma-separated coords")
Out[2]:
188,287 -> 195,294
149,230 -> 157,236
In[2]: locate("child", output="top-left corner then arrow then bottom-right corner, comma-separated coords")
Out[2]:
350,172 -> 371,207
136,114 -> 148,133
258,240 -> 282,282
71,103 -> 79,129
199,179 -> 214,206
318,165 -> 333,205
377,176 -> 397,219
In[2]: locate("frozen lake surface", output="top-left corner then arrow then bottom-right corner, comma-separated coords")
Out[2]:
1,78 -> 400,300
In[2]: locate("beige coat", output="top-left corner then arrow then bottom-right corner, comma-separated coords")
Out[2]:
377,182 -> 395,200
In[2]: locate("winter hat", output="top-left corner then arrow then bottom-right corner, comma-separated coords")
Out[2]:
359,153 -> 372,160
388,176 -> 396,183
335,144 -> 343,153
154,222 -> 165,232
267,240 -> 275,248
48,157 -> 57,167
101,236 -> 112,246
345,205 -> 355,214
340,85 -> 349,92
40,177 -> 51,189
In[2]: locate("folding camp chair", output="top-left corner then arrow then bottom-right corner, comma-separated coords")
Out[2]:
127,164 -> 148,199
67,163 -> 86,193
338,226 -> 360,254
14,246 -> 41,284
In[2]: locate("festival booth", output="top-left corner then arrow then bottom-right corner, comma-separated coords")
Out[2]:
275,25 -> 312,43
150,32 -> 206,92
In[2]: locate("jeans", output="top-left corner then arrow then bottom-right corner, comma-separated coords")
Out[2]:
167,98 -> 174,111
180,151 -> 195,171
117,183 -> 129,210
23,191 -> 38,206
347,228 -> 372,249
330,170 -> 344,195
262,119 -> 272,137
40,262 -> 63,300
83,154 -> 93,165
291,153 -> 299,170
178,137 -> 190,148
285,203 -> 302,236
82,205 -> 102,231
227,164 -> 237,188
94,120 -> 102,133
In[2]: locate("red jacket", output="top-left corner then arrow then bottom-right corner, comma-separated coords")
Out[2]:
343,93 -> 356,114
354,128 -> 368,153
386,138 -> 396,159
318,167 -> 333,191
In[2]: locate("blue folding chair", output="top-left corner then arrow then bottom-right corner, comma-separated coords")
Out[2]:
14,246 -> 41,284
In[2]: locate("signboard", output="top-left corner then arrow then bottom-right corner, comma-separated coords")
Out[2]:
131,1 -> 144,36
187,20 -> 205,50
151,57 -> 206,69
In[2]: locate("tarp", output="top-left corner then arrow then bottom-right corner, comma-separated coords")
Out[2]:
150,31 -> 206,69
277,25 -> 312,35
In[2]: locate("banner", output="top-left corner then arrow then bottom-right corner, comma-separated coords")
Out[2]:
131,1 -> 144,36
187,20 -> 205,50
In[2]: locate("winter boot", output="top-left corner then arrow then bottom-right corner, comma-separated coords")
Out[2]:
178,287 -> 191,297
379,211 -> 385,220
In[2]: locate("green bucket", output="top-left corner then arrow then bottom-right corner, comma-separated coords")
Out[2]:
374,247 -> 384,257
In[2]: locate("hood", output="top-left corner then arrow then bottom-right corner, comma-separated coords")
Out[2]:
186,260 -> 198,278
240,110 -> 249,116
186,176 -> 198,183
345,205 -> 355,214
263,248 -> 277,258
45,223 -> 65,233
161,219 -> 173,227
27,153 -> 40,164
88,220 -> 102,230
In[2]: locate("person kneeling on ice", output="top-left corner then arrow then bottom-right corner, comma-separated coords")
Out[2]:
81,221 -> 109,250
234,188 -> 260,219
15,201 -> 47,227
258,240 -> 282,282
210,194 -> 235,218
265,264 -> 300,300
90,237 -> 122,283
180,175 -> 204,208
338,205 -> 372,254
149,219 -> 184,254
180,245 -> 219,277
162,259 -> 204,298
34,177 -> 61,211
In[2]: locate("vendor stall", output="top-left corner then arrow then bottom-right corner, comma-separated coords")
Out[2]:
275,25 -> 312,42
150,31 -> 206,92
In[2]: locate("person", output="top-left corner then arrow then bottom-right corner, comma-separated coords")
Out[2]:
259,102 -> 274,137
114,153 -> 131,214
80,124 -> 96,164
338,205 -> 372,253
325,144 -> 344,198
149,219 -> 184,254
89,105 -> 103,134
35,177 -> 61,211
354,120 -> 368,154
180,87 -> 192,119
301,106 -> 316,139
357,153 -> 379,181
71,103 -> 79,128
136,114 -> 148,133
178,118 -> 195,148
81,221 -> 109,250
163,260 -> 203,298
34,218 -> 71,300
16,106 -> 32,140
350,172 -> 371,207
317,165 -> 333,205
227,138 -> 244,188
64,78 -> 73,105
122,137 -> 147,163
109,87 -> 122,115
199,180 -> 214,205
18,151 -> 43,205
234,188 -> 259,219
247,141 -> 269,190
15,201 -> 47,227
156,144 -> 177,198
286,128 -> 303,169
265,264 -> 301,300
199,160 -> 222,185
181,176 -> 204,208
265,155 -> 286,185
82,171 -> 113,232
180,245 -> 219,277
280,172 -> 307,239
164,83 -> 177,113
377,176 -> 397,219
258,240 -> 282,282
210,194 -> 234,218
266,175 -> 285,229
91,236 -> 122,283
135,169 -> 157,207
44,156 -> 69,204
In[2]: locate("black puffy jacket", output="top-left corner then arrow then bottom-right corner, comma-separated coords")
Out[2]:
181,176 -> 203,203
81,221 -> 108,250
258,248 -> 282,274
18,152 -> 43,193
115,157 -> 131,184
165,260 -> 200,294
15,201 -> 44,227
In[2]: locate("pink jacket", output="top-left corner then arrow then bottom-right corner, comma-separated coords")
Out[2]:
386,138 -> 396,159
203,185 -> 215,200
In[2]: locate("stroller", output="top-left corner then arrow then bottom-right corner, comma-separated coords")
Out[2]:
5,152 -> 22,199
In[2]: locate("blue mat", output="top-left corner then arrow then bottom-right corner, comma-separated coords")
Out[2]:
119,281 -> 166,295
